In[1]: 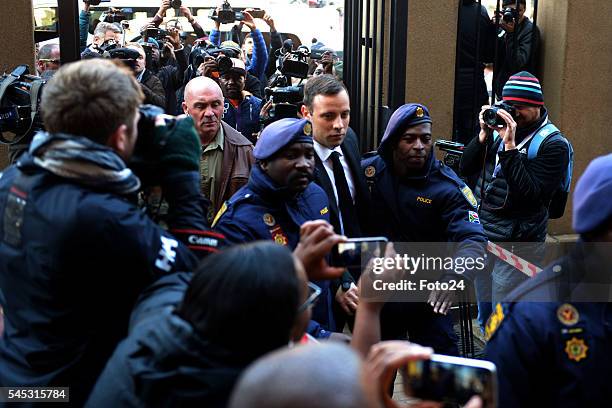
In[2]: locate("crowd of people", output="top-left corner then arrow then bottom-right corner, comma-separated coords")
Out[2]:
0,0 -> 610,407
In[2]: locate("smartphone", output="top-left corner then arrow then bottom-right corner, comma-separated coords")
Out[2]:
249,9 -> 266,19
402,354 -> 497,408
330,237 -> 388,269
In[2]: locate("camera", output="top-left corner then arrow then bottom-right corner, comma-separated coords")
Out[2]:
84,0 -> 110,5
145,27 -> 169,42
99,8 -> 128,24
106,47 -> 141,72
483,102 -> 516,127
209,0 -> 244,25
280,47 -> 310,79
0,65 -> 45,145
435,140 -> 465,174
501,7 -> 519,23
261,85 -> 304,125
170,0 -> 181,8
189,45 -> 234,76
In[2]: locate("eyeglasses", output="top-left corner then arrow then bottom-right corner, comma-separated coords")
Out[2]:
297,282 -> 321,313
38,59 -> 60,65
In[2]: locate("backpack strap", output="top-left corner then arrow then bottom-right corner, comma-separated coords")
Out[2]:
527,123 -> 560,159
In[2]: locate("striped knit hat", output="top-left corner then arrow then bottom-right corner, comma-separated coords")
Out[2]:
502,71 -> 544,106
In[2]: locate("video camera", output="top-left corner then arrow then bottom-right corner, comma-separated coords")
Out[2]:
209,0 -> 244,25
99,8 -> 129,24
144,27 -> 170,42
106,47 -> 141,72
279,46 -> 310,79
0,65 -> 45,145
435,140 -> 465,173
501,7 -> 519,23
189,45 -> 233,77
262,80 -> 304,126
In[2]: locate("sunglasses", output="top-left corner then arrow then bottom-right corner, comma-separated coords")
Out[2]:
38,59 -> 61,65
297,282 -> 321,313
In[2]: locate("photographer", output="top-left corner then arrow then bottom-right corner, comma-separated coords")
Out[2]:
219,58 -> 263,144
151,0 -> 207,39
210,6 -> 269,81
459,72 -> 570,324
81,21 -> 123,59
143,26 -> 189,114
35,43 -> 60,80
0,60 -> 221,405
126,43 -> 166,108
492,0 -> 541,99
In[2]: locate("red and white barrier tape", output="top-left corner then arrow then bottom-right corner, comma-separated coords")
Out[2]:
486,241 -> 542,278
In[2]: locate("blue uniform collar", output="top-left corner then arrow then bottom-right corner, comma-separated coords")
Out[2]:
248,165 -> 299,201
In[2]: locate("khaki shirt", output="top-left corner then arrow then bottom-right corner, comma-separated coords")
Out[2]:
200,126 -> 224,221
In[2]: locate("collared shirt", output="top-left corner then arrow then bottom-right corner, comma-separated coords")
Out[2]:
200,126 -> 225,221
314,140 -> 356,234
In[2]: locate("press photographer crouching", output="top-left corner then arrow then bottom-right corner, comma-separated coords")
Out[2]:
0,59 -> 221,405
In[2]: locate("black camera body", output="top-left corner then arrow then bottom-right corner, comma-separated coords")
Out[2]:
107,47 -> 141,72
145,27 -> 169,42
0,65 -> 45,145
483,102 -> 517,127
190,46 -> 233,76
262,85 -> 304,125
280,49 -> 310,79
435,140 -> 465,173
210,1 -> 244,25
501,7 -> 519,23
170,0 -> 182,9
99,8 -> 128,24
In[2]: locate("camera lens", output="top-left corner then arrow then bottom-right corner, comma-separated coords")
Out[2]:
217,56 -> 233,75
483,108 -> 499,127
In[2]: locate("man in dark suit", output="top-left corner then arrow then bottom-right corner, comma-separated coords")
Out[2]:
301,75 -> 371,328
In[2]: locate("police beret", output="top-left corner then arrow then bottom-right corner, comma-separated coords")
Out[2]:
572,153 -> 612,234
377,103 -> 431,158
254,118 -> 314,160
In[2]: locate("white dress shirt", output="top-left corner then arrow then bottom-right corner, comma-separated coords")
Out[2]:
314,140 -> 356,234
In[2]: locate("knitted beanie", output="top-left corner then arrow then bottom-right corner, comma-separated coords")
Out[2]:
502,71 -> 544,106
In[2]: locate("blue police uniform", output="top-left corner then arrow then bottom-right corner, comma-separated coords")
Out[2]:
362,103 -> 488,355
485,153 -> 612,407
212,118 -> 335,336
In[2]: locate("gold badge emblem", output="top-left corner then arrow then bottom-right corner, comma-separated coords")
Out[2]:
416,106 -> 424,118
365,165 -> 376,178
485,303 -> 505,341
557,303 -> 579,326
303,122 -> 312,136
270,226 -> 289,246
263,213 -> 276,226
320,206 -> 329,215
565,337 -> 588,362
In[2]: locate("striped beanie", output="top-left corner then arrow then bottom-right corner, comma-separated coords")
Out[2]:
502,71 -> 544,106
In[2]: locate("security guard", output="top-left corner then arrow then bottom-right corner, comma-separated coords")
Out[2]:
362,103 -> 487,355
213,118 -> 336,336
485,153 -> 612,408
212,118 -> 329,247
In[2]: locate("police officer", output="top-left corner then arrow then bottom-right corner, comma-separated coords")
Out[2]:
485,153 -> 612,408
212,118 -> 339,338
362,103 -> 487,354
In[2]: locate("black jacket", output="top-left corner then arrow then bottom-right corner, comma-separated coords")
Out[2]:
459,111 -> 569,241
313,128 -> 371,238
141,69 -> 166,108
494,17 -> 541,98
155,48 -> 189,114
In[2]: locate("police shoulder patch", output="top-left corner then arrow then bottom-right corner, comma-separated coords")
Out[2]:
461,185 -> 478,209
485,303 -> 505,341
211,201 -> 228,228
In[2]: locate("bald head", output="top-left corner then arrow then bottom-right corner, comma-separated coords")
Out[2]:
183,77 -> 225,144
229,343 -> 366,408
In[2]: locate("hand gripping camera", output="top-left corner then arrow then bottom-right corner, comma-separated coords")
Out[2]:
482,102 -> 517,127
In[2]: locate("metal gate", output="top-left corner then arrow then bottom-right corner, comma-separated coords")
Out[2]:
343,0 -> 408,153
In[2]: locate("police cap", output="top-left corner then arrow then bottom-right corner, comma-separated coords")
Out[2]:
254,118 -> 314,160
573,153 -> 612,234
377,103 -> 431,159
